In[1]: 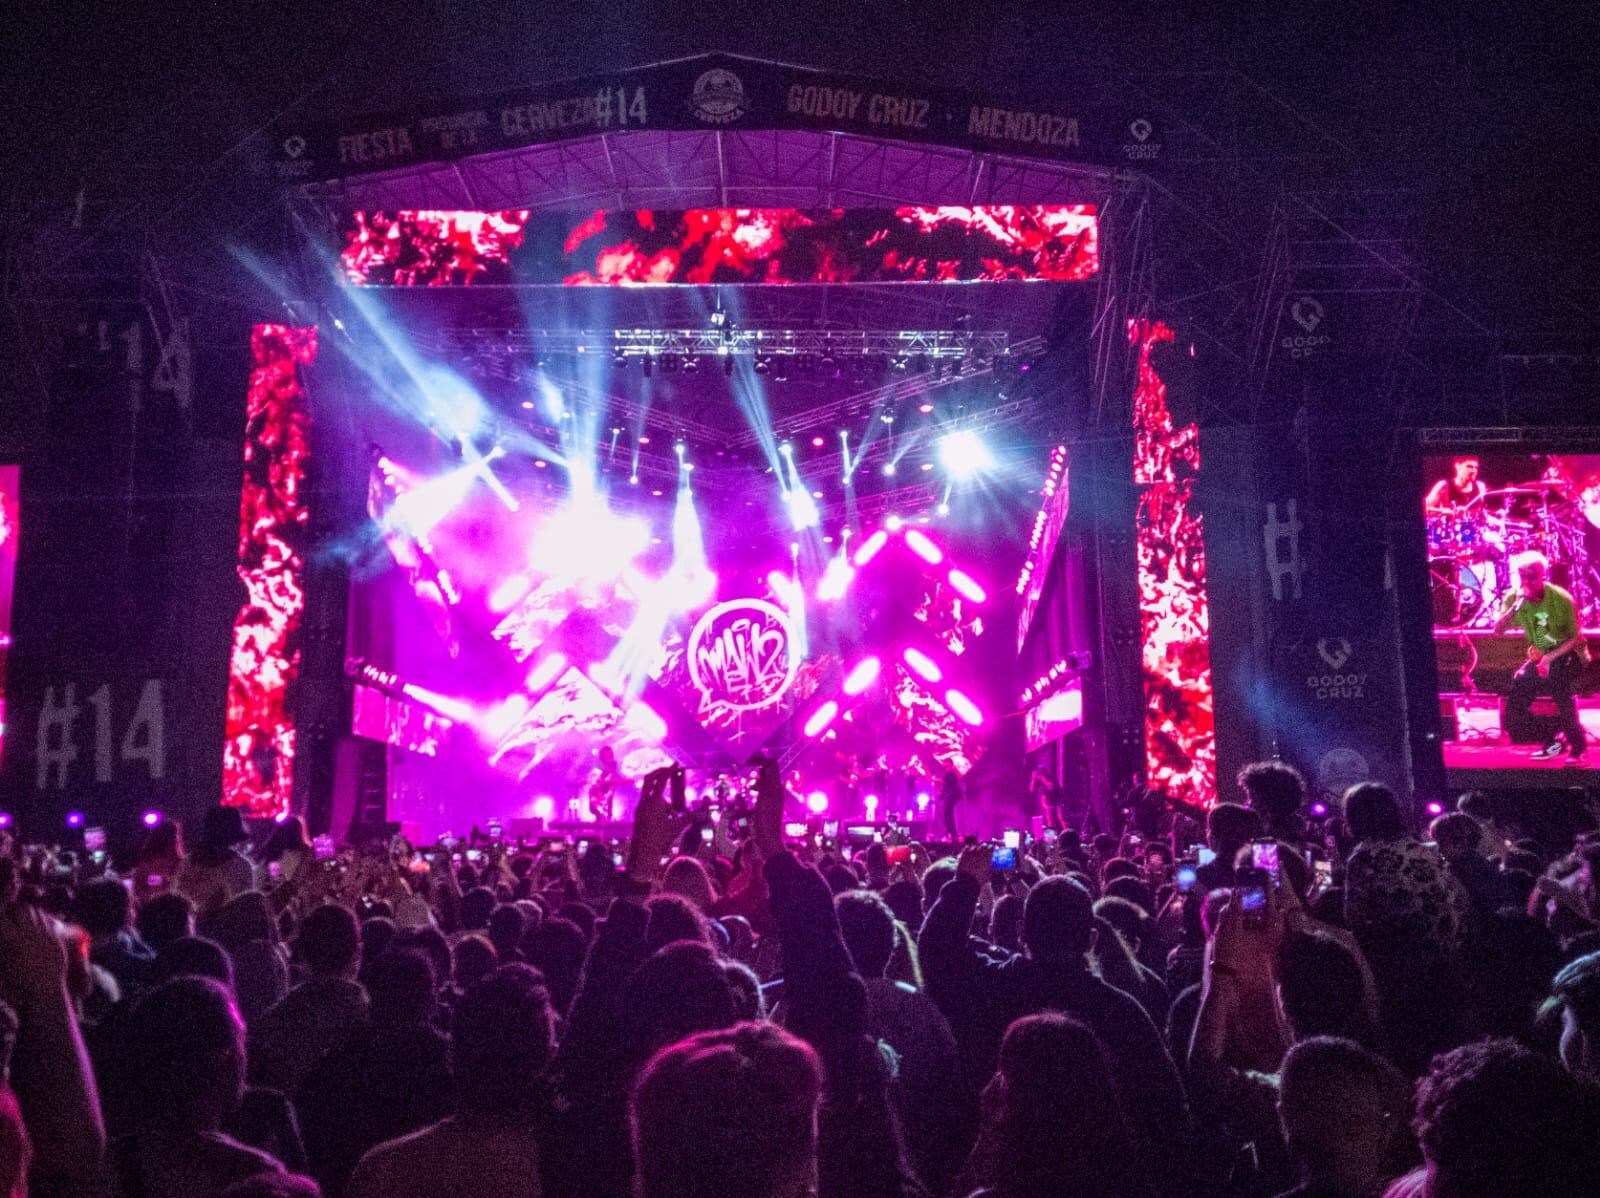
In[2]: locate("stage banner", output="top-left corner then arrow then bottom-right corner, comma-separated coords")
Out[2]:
0,300 -> 251,842
273,54 -> 1159,184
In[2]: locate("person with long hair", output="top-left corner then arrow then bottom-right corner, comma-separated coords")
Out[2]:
257,816 -> 313,887
960,1013 -> 1156,1198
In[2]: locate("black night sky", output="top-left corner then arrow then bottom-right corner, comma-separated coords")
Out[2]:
2,1 -> 1596,341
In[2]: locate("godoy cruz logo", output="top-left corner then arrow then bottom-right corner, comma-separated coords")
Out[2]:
1317,637 -> 1352,670
1308,638 -> 1365,700
282,135 -> 306,159
1283,295 -> 1332,359
1124,116 -> 1160,161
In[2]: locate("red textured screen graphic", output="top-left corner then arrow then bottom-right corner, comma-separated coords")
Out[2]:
340,206 -> 1099,286
222,325 -> 316,817
341,211 -> 531,286
1130,319 -> 1215,806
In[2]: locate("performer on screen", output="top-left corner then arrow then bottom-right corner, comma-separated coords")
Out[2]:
588,745 -> 619,822
1496,553 -> 1589,762
1425,456 -> 1486,514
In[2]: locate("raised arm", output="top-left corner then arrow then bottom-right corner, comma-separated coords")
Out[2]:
0,902 -> 109,1196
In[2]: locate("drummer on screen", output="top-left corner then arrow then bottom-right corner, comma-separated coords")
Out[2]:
1495,552 -> 1589,762
1426,457 -> 1486,514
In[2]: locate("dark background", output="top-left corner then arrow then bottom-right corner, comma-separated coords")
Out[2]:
4,0 -> 1595,337
1,2 -> 1596,830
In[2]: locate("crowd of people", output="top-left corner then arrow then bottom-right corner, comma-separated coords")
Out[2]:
3,759 -> 1600,1197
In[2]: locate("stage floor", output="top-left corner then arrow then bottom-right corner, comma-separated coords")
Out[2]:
1442,699 -> 1600,786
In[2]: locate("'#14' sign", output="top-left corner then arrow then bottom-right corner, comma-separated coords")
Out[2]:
34,679 -> 166,790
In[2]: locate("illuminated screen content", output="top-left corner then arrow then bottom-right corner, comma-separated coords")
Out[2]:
353,449 -> 999,834
0,466 -> 17,769
339,206 -> 1099,287
1424,451 -> 1600,777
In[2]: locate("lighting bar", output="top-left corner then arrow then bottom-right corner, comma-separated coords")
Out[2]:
842,657 -> 882,697
1016,444 -> 1069,595
902,647 -> 943,684
852,529 -> 890,567
803,700 -> 840,738
903,528 -> 944,564
944,689 -> 985,726
947,568 -> 988,604
525,654 -> 569,692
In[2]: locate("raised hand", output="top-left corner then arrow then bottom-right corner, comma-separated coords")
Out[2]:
750,756 -> 787,861
628,767 -> 681,882
956,842 -> 992,885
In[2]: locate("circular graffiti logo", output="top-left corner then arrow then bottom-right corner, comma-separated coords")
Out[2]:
688,598 -> 796,712
690,68 -> 748,124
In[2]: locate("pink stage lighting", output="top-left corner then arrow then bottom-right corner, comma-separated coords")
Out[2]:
65,811 -> 84,828
902,647 -> 943,683
842,656 -> 882,696
273,809 -> 291,824
622,701 -> 668,743
141,810 -> 162,828
482,695 -> 530,737
1425,801 -> 1445,816
803,700 -> 840,738
863,793 -> 879,816
525,654 -> 568,692
489,574 -> 532,613
903,528 -> 944,564
947,569 -> 988,604
532,796 -> 555,823
400,684 -> 475,723
944,689 -> 985,726
816,556 -> 855,602
853,529 -> 890,567
0,813 -> 10,830
806,791 -> 829,815
916,791 -> 931,812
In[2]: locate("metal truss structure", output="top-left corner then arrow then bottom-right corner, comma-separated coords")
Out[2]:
422,325 -> 1018,363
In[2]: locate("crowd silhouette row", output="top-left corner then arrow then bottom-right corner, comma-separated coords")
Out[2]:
3,758 -> 1600,1197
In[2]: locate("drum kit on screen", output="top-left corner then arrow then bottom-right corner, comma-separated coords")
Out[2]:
1428,478 -> 1600,629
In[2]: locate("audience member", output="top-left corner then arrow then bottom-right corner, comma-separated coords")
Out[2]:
249,905 -> 367,1095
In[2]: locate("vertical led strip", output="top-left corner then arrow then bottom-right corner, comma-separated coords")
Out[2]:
222,325 -> 317,817
1129,318 -> 1215,805
0,466 -> 18,771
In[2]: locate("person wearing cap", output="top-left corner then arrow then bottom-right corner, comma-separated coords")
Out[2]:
178,807 -> 257,912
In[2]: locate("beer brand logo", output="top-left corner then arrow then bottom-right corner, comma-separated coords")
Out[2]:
690,69 -> 748,125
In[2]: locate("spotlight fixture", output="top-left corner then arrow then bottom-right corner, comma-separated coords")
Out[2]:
612,351 -> 628,368
754,357 -> 772,375
939,430 -> 996,481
